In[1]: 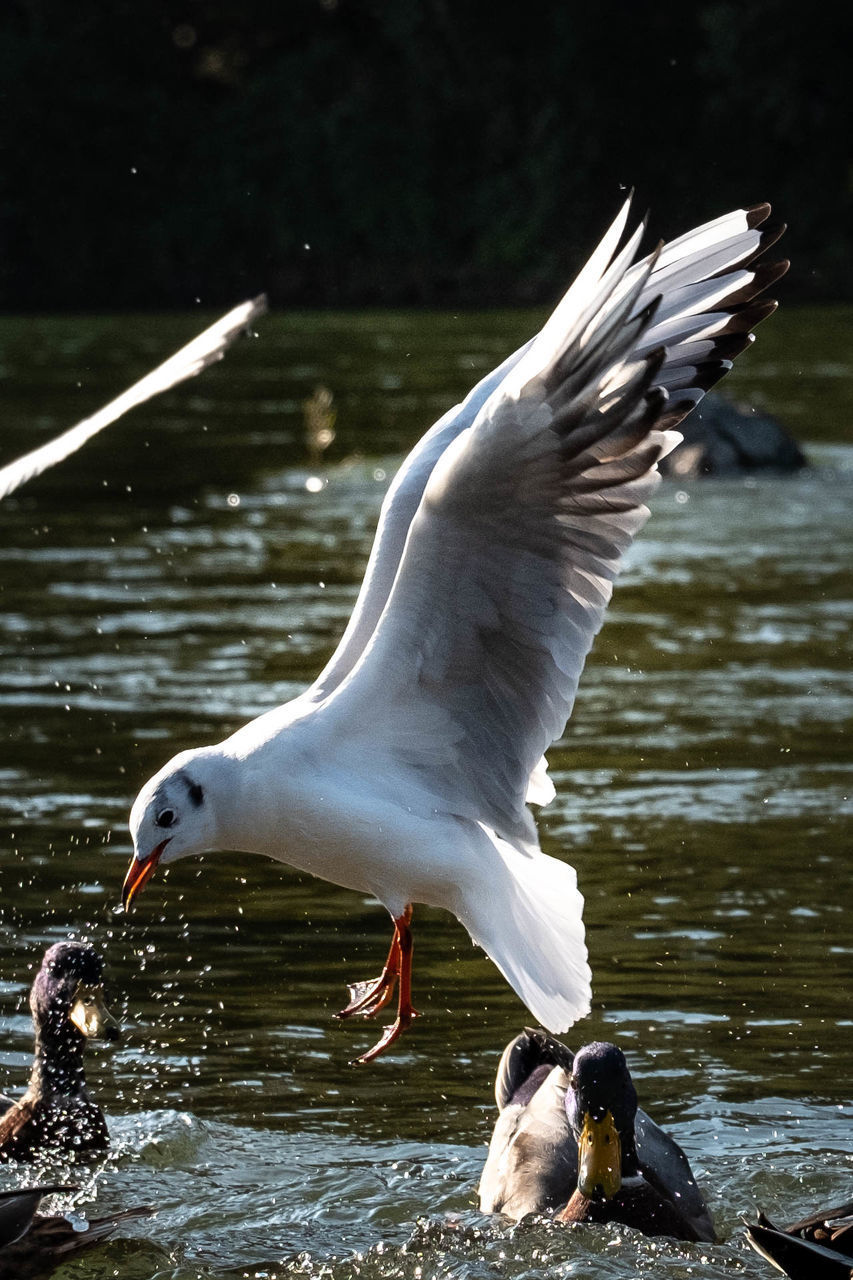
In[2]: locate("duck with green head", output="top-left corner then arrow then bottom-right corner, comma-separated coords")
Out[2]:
479,1029 -> 715,1242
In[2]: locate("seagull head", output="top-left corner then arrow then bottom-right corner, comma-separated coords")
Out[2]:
123,748 -> 228,910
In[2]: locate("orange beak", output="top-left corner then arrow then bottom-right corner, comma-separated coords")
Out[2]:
121,839 -> 169,910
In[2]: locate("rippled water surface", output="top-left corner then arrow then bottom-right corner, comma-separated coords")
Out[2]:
0,305 -> 851,1279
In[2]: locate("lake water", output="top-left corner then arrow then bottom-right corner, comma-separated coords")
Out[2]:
0,305 -> 851,1279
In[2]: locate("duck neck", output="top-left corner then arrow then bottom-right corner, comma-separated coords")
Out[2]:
620,1128 -> 641,1178
28,1023 -> 88,1098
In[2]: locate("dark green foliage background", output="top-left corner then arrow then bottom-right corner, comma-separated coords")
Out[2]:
2,0 -> 849,309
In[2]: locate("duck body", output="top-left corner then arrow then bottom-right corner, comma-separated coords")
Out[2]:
0,943 -> 119,1163
0,1090 -> 108,1166
479,1029 -> 714,1243
556,1178 -> 709,1238
0,1184 -> 151,1279
745,1199 -> 853,1279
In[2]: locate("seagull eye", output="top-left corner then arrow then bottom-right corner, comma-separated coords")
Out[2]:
156,808 -> 176,828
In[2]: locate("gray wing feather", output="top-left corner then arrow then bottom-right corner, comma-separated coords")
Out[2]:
306,202 -> 639,703
0,297 -> 267,500
306,336 -> 535,701
318,203 -> 785,845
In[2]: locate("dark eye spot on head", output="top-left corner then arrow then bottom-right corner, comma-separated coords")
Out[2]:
176,768 -> 204,807
156,808 -> 176,828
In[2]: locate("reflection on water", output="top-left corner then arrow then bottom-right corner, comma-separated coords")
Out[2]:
0,308 -> 851,1278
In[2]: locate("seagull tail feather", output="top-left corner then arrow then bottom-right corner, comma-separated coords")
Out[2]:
457,831 -> 591,1033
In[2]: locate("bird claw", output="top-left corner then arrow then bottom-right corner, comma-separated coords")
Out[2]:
336,974 -> 396,1020
350,1008 -> 419,1065
338,907 -> 415,1061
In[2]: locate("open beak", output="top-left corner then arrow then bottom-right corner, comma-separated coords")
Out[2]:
121,839 -> 169,910
577,1110 -> 622,1199
69,983 -> 121,1041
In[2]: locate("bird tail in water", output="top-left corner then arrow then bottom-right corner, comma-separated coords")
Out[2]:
457,830 -> 591,1032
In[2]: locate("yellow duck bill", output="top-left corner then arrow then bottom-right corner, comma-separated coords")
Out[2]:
577,1110 -> 623,1199
69,983 -> 120,1040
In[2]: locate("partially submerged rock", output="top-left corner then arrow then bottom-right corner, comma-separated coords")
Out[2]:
661,393 -> 806,479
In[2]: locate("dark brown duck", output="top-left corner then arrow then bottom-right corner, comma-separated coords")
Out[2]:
746,1197 -> 853,1279
0,1184 -> 151,1279
0,942 -> 119,1163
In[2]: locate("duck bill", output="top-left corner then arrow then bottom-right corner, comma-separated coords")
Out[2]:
577,1110 -> 622,1198
121,840 -> 168,910
69,983 -> 121,1041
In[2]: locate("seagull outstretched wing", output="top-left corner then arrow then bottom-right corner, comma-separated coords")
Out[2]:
0,296 -> 267,500
318,203 -> 785,848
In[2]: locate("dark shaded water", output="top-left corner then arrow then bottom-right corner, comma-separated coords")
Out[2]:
0,306 -> 851,1278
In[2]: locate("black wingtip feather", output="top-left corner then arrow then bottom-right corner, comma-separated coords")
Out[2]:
746,202 -> 772,228
711,332 -> 754,362
689,360 -> 732,393
730,221 -> 786,273
657,400 -> 698,432
726,259 -> 789,306
741,296 -> 780,327
757,221 -> 787,252
712,297 -> 779,339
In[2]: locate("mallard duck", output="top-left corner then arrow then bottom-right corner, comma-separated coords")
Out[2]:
122,198 -> 785,1064
0,1183 -> 151,1279
0,942 -> 119,1163
479,1029 -> 715,1243
745,1198 -> 853,1279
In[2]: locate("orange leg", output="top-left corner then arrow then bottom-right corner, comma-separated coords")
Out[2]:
336,924 -> 402,1019
346,906 -> 419,1065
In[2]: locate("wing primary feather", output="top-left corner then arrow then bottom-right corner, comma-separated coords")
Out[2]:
0,296 -> 267,500
725,259 -> 790,305
745,201 -> 772,227
316,199 -> 786,854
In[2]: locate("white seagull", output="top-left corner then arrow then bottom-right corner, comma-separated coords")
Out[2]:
123,199 -> 786,1063
0,296 -> 266,501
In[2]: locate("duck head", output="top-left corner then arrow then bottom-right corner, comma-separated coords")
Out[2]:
564,1041 -> 639,1199
31,942 -> 119,1049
